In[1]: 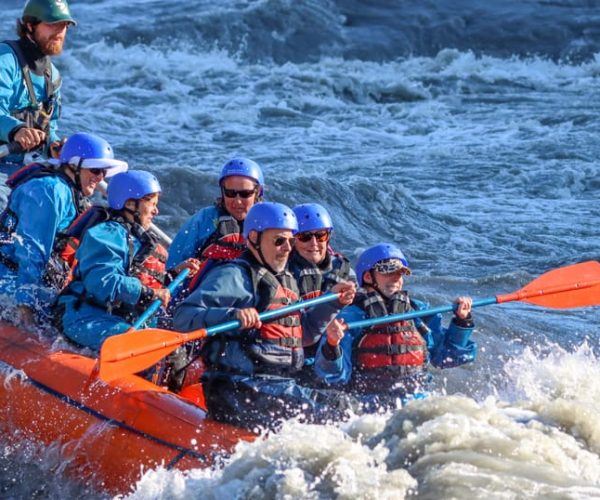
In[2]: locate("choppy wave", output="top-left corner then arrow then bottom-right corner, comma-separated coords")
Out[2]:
7,0 -> 600,62
121,346 -> 600,499
2,0 -> 600,497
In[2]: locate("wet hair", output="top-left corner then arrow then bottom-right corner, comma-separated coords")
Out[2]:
16,17 -> 39,38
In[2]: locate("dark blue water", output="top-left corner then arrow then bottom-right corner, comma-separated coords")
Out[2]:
1,0 -> 600,497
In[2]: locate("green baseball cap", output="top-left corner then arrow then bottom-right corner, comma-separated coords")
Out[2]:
23,0 -> 77,25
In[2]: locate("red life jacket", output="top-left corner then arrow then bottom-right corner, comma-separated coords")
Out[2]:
202,252 -> 304,374
46,206 -> 111,289
237,252 -> 303,348
353,291 -> 427,374
61,212 -> 169,322
131,238 -> 168,290
254,267 -> 303,348
188,210 -> 246,291
244,254 -> 304,372
289,247 -> 352,300
51,207 -> 168,291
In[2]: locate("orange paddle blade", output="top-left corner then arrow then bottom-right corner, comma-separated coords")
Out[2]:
98,328 -> 207,382
497,261 -> 600,309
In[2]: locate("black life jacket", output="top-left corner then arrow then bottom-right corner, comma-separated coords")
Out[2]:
289,248 -> 352,300
351,290 -> 428,393
0,162 -> 85,276
2,39 -> 61,149
187,206 -> 246,291
63,213 -> 168,321
202,251 -> 304,375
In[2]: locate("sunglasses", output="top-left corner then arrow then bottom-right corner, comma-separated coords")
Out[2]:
297,230 -> 330,243
88,168 -> 107,178
273,236 -> 296,247
222,188 -> 257,199
373,259 -> 410,274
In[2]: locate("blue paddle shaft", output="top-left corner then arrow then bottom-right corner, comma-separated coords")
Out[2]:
205,292 -> 340,336
131,268 -> 190,330
346,297 -> 498,330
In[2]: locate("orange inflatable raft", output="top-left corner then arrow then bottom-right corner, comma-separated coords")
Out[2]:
0,321 -> 255,494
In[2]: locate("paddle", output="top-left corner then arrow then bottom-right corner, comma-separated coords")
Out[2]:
346,260 -> 600,331
98,291 -> 342,381
130,268 -> 190,330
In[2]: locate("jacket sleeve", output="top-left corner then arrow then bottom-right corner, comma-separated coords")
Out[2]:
0,46 -> 22,143
13,178 -> 75,306
172,263 -> 254,332
313,306 -> 365,385
167,206 -> 218,268
301,296 -> 347,346
417,299 -> 477,369
76,223 -> 143,306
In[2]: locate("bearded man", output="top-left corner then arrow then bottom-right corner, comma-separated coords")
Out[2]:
0,0 -> 76,172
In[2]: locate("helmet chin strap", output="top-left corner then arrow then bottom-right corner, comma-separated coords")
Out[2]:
64,159 -> 83,192
248,232 -> 279,275
368,270 -> 387,298
122,200 -> 142,226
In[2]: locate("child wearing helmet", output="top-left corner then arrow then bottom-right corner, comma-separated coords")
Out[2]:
0,132 -> 127,328
173,202 -> 357,430
167,158 -> 264,290
56,170 -> 199,350
314,243 -> 477,411
0,0 -> 77,172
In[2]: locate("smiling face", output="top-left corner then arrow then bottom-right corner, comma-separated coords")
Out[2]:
78,168 -> 107,197
363,269 -> 407,298
249,228 -> 295,273
294,229 -> 330,265
221,176 -> 259,222
136,193 -> 160,230
31,21 -> 69,55
125,193 -> 159,230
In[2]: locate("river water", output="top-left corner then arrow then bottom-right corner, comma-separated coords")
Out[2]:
1,0 -> 600,498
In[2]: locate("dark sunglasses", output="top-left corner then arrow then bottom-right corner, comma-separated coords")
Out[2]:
88,168 -> 107,178
273,236 -> 296,247
222,187 -> 257,199
297,230 -> 330,243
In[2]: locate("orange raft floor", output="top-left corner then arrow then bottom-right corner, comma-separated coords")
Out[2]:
0,321 -> 255,495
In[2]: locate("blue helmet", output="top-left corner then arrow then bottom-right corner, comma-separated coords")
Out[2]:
293,203 -> 334,233
243,202 -> 298,238
108,171 -> 162,210
219,158 -> 264,195
56,132 -> 128,178
355,243 -> 411,287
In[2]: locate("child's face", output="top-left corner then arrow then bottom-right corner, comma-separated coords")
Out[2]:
372,269 -> 407,298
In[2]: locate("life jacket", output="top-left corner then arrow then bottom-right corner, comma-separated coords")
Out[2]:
0,162 -> 85,276
2,40 -> 61,149
202,252 -> 304,374
187,208 -> 246,291
289,248 -> 352,300
63,214 -> 168,322
351,290 -> 428,392
43,205 -> 111,290
132,230 -> 169,290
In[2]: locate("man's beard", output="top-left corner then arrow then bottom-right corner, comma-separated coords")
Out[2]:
37,36 -> 64,56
